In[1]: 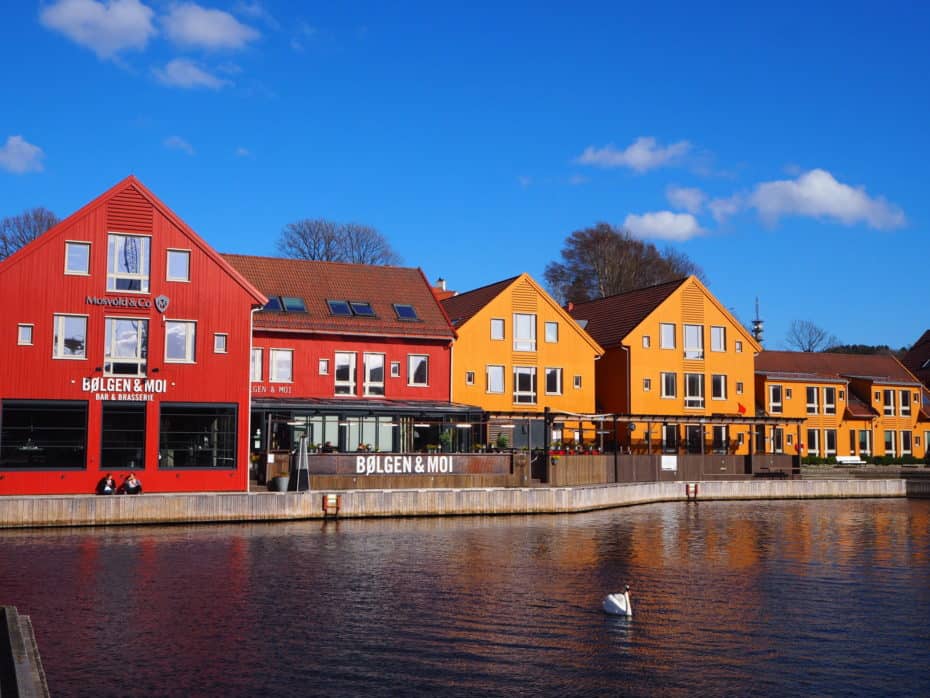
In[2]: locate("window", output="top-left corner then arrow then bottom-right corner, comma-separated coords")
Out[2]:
101,402 -> 145,470
711,326 -> 726,352
642,335 -> 651,348
513,366 -> 537,404
263,297 -> 283,312
104,318 -> 147,376
490,318 -> 505,340
685,373 -> 705,408
769,385 -> 783,414
251,348 -> 262,381
824,387 -> 836,415
165,321 -> 196,363
662,424 -> 679,452
394,304 -> 419,321
363,353 -> 385,396
884,430 -> 896,456
281,297 -> 307,312
785,388 -> 793,400
334,352 -> 356,394
901,390 -> 912,417
53,314 -> 87,359
17,324 -> 33,346
849,430 -> 857,454
573,375 -> 582,389
643,377 -> 651,392
65,241 -> 90,275
772,427 -> 784,454
883,389 -> 895,416
735,340 -> 743,353
545,322 -> 559,343
213,334 -> 227,354
807,429 -> 820,457
487,365 -> 504,393
319,358 -> 330,375
824,429 -> 837,456
0,400 -> 87,469
684,324 -> 703,359
545,367 -> 563,395
166,249 -> 190,282
327,300 -> 352,316
901,430 -> 913,455
661,372 -> 677,398
660,323 -> 675,349
390,361 -> 400,378
408,354 -> 429,386
107,234 -> 150,292
712,425 -> 727,453
859,430 -> 871,456
349,301 -> 376,317
513,313 -> 536,351
159,404 -> 236,469
465,371 -> 475,385
269,349 -> 293,383
712,374 -> 727,400
736,381 -> 744,395
806,387 -> 819,414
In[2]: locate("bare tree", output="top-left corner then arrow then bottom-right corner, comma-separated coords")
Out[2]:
544,222 -> 705,303
785,320 -> 840,352
277,218 -> 401,265
0,207 -> 59,260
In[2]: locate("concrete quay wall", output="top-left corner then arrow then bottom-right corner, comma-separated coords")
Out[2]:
0,479 -> 908,530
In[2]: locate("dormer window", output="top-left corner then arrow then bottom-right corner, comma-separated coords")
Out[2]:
393,304 -> 419,321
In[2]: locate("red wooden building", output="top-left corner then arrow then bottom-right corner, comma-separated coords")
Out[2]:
0,177 -> 266,495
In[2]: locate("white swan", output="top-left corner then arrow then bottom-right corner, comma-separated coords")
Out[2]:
603,584 -> 632,617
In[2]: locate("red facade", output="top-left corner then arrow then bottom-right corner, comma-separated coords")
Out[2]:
0,177 -> 265,495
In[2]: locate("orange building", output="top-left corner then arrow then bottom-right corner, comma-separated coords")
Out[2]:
755,351 -> 929,461
568,276 -> 761,454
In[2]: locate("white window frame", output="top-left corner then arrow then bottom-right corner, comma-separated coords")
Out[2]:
824,429 -> 837,456
859,430 -> 872,456
883,389 -> 895,416
513,366 -> 537,404
684,324 -> 704,359
736,381 -> 744,395
408,354 -> 429,387
213,333 -> 227,354
513,313 -> 536,351
823,387 -> 836,415
334,352 -> 356,394
711,326 -> 726,352
545,367 -> 563,395
544,321 -> 559,343
660,323 -> 675,349
884,430 -> 896,457
643,377 -> 651,392
712,425 -> 728,454
806,386 -> 819,414
390,361 -> 400,378
642,335 -> 651,348
712,374 -> 727,400
104,316 -> 147,376
106,233 -> 151,293
661,372 -> 677,398
901,390 -> 912,417
166,248 -> 191,282
363,352 -> 386,396
486,365 -> 504,394
490,318 -> 505,341
64,241 -> 91,275
769,385 -> 783,414
735,340 -> 743,353
684,372 -> 705,409
901,430 -> 912,456
465,370 -> 475,385
269,348 -> 294,383
17,324 -> 34,346
807,428 -> 820,457
573,375 -> 582,389
319,358 -> 330,375
251,348 -> 263,381
165,320 -> 196,363
53,314 -> 88,359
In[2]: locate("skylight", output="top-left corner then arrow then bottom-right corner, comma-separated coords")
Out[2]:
349,301 -> 376,317
263,297 -> 283,311
282,296 -> 307,312
393,303 -> 419,321
328,300 -> 352,317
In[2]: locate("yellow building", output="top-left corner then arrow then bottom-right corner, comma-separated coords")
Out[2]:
755,351 -> 929,461
568,276 -> 761,454
441,273 -> 603,448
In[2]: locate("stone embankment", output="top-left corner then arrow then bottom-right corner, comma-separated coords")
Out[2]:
0,606 -> 48,698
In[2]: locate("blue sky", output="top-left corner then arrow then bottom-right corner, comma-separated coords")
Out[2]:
2,1 -> 928,350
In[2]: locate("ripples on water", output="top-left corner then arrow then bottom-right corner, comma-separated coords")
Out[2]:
1,499 -> 929,697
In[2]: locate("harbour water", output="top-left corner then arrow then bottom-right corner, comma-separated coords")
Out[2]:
2,498 -> 929,697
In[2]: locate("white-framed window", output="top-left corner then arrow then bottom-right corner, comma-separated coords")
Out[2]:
785,387 -> 793,400
513,313 -> 536,351
408,354 -> 429,386
513,366 -> 537,404
390,361 -> 400,378
711,326 -> 726,352
363,353 -> 385,396
334,352 -> 356,394
490,318 -> 505,340
824,387 -> 836,415
824,429 -> 837,456
487,365 -> 504,393
465,370 -> 475,385
901,390 -> 912,417
573,375 -> 582,389
107,233 -> 151,292
104,317 -> 147,376
660,323 -> 675,349
735,340 -> 743,353
684,373 -> 705,408
684,324 -> 703,359
807,429 -> 820,457
712,425 -> 727,453
319,358 -> 330,375
769,385 -> 783,414
64,241 -> 91,275
642,335 -> 651,348
643,377 -> 651,392
884,430 -> 896,456
545,367 -> 563,395
165,321 -> 196,362
901,430 -> 913,455
213,333 -> 227,354
17,324 -> 34,346
166,249 -> 191,282
270,348 -> 294,383
772,427 -> 784,454
545,321 -> 559,343
661,372 -> 677,398
251,348 -> 262,381
883,389 -> 895,416
712,374 -> 726,400
53,314 -> 87,359
806,386 -> 819,414
736,381 -> 744,395
662,424 -> 679,452
859,430 -> 872,456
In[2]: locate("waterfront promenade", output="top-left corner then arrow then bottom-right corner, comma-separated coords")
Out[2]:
0,478 -> 913,529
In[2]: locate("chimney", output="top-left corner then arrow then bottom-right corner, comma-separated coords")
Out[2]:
437,277 -> 446,291
567,301 -> 574,312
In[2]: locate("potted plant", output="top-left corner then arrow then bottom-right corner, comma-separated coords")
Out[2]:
439,430 -> 453,453
495,432 -> 509,451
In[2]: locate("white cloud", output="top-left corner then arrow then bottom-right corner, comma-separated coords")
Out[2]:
666,185 -> 706,214
163,135 -> 194,155
235,146 -> 251,157
163,2 -> 260,50
623,211 -> 704,241
153,58 -> 230,89
39,0 -> 156,59
517,176 -> 532,189
708,194 -> 743,223
0,136 -> 45,173
234,1 -> 279,30
575,136 -> 691,173
749,168 -> 905,230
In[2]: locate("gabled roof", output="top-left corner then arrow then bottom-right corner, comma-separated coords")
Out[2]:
756,351 -> 920,386
0,175 -> 266,305
439,276 -> 519,327
902,329 -> 930,388
222,254 -> 456,340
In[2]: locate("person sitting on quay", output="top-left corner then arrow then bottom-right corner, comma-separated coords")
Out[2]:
95,473 -> 116,495
321,441 -> 335,453
119,473 -> 143,495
